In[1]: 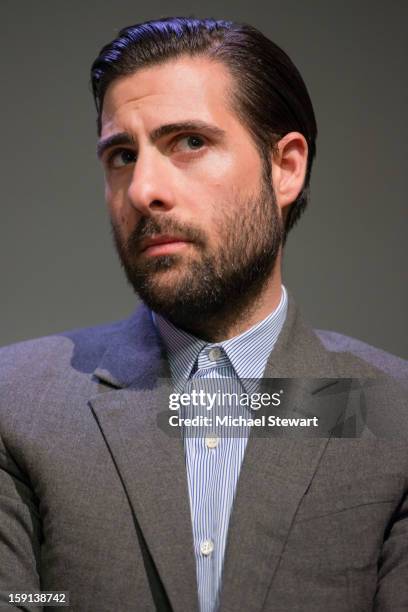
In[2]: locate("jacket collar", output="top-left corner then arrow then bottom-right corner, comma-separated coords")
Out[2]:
93,303 -> 171,389
92,290 -> 339,391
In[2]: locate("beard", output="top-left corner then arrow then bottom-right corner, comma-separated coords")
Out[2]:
111,175 -> 284,338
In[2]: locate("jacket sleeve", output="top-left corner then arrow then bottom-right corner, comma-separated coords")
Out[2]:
0,435 -> 43,611
374,490 -> 408,610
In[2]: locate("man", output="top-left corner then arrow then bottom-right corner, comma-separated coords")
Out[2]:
0,16 -> 407,612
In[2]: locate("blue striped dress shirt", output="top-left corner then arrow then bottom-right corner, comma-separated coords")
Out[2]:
152,285 -> 288,612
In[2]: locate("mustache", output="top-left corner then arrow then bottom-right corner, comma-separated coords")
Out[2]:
124,216 -> 207,252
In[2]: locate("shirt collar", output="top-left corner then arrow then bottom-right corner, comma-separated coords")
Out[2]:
152,285 -> 288,386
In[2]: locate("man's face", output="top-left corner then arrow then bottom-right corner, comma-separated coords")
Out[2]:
99,56 -> 283,331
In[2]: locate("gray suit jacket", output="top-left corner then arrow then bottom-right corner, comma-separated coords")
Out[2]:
0,293 -> 407,611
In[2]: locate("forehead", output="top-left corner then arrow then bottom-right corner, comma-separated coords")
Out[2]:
100,56 -> 237,135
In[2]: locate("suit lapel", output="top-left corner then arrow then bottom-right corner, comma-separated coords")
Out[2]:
89,304 -> 199,612
218,292 -> 349,611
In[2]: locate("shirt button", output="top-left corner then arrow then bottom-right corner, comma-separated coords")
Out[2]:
208,347 -> 222,361
200,539 -> 214,556
205,435 -> 219,449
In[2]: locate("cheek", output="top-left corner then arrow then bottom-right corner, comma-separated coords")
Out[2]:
104,182 -> 113,206
104,179 -> 121,215
189,147 -> 261,208
104,167 -> 133,204
105,181 -> 138,229
104,177 -> 125,206
106,203 -> 134,245
207,138 -> 262,184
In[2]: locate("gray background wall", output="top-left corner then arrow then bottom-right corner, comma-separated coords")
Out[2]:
0,0 -> 406,358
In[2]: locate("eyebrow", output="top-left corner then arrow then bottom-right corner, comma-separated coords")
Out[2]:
97,132 -> 135,159
96,120 -> 226,159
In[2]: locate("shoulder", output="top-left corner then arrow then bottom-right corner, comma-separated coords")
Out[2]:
315,329 -> 408,380
0,318 -> 129,387
314,329 -> 408,437
0,317 -> 138,446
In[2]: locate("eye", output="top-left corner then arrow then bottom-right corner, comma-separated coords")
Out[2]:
107,148 -> 136,169
173,134 -> 206,153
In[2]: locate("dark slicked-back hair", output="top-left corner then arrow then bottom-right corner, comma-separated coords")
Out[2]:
91,17 -> 317,237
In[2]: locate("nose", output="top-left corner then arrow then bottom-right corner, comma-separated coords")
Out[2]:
126,150 -> 175,216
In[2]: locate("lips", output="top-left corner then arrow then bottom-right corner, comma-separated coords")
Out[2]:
139,234 -> 192,256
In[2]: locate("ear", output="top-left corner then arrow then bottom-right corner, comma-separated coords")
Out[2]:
271,132 -> 308,214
